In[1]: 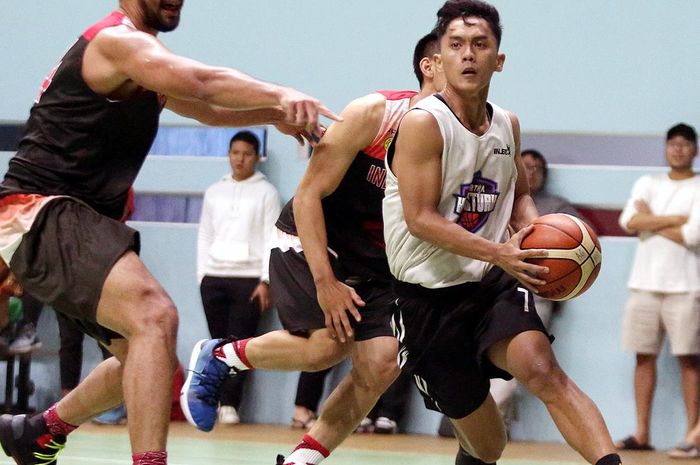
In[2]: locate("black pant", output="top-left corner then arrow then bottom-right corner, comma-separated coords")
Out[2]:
294,368 -> 332,411
200,276 -> 262,408
57,313 -> 111,391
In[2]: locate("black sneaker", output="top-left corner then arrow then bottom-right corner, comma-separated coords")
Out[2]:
275,454 -> 286,465
0,414 -> 66,464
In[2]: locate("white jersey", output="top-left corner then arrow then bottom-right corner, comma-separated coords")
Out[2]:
383,95 -> 517,288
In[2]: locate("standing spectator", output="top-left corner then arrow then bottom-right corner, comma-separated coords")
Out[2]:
616,123 -> 699,451
197,130 -> 281,424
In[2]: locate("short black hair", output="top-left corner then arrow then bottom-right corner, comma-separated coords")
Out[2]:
666,123 -> 697,144
413,32 -> 440,86
229,130 -> 260,154
433,0 -> 502,47
521,148 -> 548,179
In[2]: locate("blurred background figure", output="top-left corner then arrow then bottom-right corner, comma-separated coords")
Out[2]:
197,130 -> 282,424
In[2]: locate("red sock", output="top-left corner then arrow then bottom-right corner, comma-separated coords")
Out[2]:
283,434 -> 330,465
42,404 -> 78,436
133,451 -> 167,465
213,338 -> 254,371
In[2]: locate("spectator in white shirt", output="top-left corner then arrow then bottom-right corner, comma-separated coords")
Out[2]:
197,130 -> 281,424
616,123 -> 699,454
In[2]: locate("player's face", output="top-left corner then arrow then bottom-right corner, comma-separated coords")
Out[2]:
665,135 -> 697,171
140,0 -> 183,32
521,154 -> 545,193
229,140 -> 259,181
437,17 -> 504,96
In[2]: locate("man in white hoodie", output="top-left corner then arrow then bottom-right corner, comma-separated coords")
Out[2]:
197,130 -> 281,425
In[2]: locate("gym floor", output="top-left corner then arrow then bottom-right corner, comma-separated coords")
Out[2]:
0,422 -> 688,465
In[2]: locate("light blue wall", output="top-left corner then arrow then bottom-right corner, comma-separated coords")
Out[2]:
0,0 -> 698,450
1,1 -> 698,198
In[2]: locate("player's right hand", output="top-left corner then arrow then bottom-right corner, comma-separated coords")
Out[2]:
315,278 -> 364,343
495,225 -> 549,291
279,87 -> 342,142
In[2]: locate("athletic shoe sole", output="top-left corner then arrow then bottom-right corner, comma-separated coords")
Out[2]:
179,338 -> 211,430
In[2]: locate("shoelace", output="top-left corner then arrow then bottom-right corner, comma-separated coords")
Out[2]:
34,438 -> 66,465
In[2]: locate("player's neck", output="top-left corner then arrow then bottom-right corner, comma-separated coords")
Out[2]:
441,87 -> 491,135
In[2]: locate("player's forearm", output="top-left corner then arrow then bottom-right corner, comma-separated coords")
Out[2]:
205,106 -> 288,127
293,195 -> 336,284
406,211 -> 501,264
627,213 -> 686,232
510,193 -> 539,231
198,67 -> 286,111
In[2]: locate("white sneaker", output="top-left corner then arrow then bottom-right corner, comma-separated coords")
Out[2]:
217,406 -> 240,425
373,416 -> 398,434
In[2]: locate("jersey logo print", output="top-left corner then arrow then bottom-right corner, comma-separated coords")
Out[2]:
35,61 -> 62,103
452,171 -> 500,233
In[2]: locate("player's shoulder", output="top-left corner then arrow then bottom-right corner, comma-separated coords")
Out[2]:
342,92 -> 389,123
89,22 -> 161,57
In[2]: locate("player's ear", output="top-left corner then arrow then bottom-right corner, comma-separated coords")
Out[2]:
495,52 -> 505,72
419,57 -> 433,79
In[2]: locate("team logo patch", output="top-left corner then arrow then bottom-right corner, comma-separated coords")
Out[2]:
453,171 -> 499,232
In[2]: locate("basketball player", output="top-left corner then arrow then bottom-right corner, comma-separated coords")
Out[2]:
382,2 -> 621,465
0,1 -> 339,464
181,33 -> 443,465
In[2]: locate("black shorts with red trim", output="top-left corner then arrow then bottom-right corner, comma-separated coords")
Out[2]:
10,197 -> 139,344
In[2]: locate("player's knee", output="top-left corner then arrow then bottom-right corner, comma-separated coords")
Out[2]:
130,287 -> 179,340
353,355 -> 399,393
518,356 -> 566,400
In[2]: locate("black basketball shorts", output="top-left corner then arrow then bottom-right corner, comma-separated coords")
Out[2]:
391,266 -> 551,419
269,241 -> 394,341
10,197 -> 139,344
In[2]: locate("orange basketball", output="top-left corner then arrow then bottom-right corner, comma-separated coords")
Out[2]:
520,213 -> 602,301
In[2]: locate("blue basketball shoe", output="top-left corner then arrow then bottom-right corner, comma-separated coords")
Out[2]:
180,338 -> 232,432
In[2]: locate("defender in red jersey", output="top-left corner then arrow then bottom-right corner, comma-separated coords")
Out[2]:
0,1 -> 340,464
180,33 -> 444,465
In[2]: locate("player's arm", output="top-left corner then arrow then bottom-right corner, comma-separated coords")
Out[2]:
507,112 -> 539,231
84,27 -> 340,133
294,95 -> 384,341
393,111 -> 547,288
164,99 -> 317,145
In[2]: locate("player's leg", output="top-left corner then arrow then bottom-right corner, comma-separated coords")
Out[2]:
181,243 -> 351,431
488,331 -> 617,464
449,394 -> 506,465
280,335 -> 399,465
53,339 -> 129,424
96,250 -> 179,456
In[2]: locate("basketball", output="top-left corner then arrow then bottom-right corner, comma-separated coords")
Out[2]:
520,213 -> 602,301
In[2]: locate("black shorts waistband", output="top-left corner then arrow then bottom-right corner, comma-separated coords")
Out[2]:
391,278 -> 480,300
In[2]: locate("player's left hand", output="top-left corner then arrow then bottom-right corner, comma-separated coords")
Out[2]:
250,282 -> 271,313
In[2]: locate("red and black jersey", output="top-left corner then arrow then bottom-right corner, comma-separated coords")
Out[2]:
276,90 -> 416,282
0,11 -> 163,220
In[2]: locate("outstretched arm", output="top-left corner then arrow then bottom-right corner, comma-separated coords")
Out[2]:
392,110 -> 547,289
84,26 -> 340,135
